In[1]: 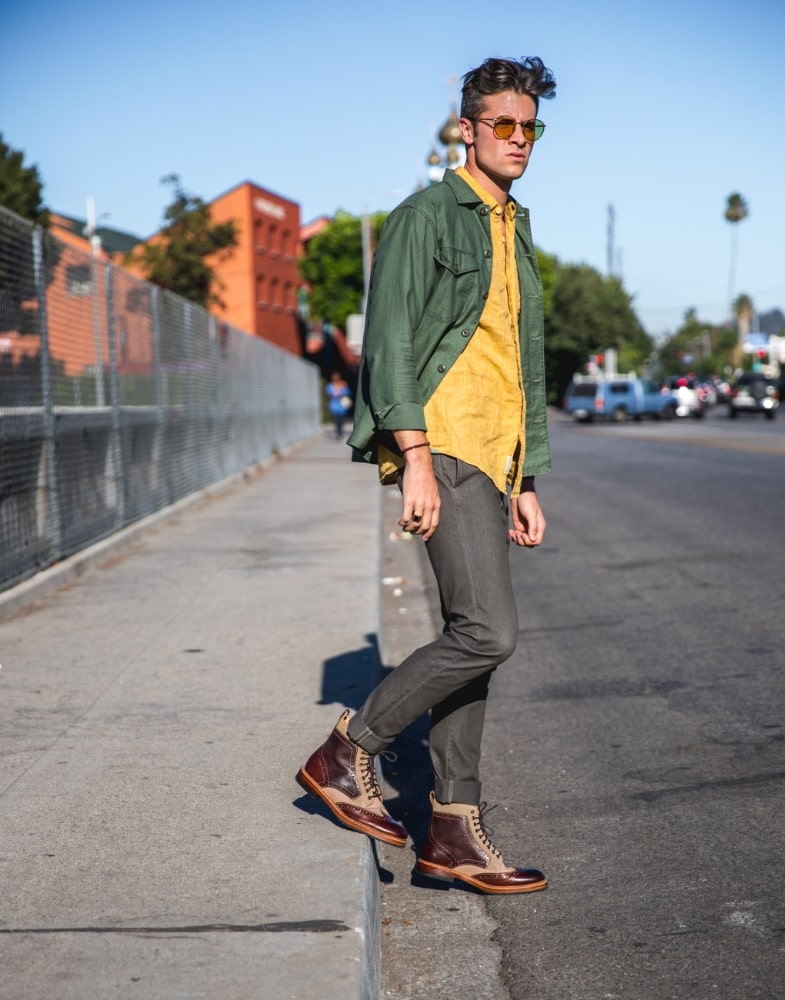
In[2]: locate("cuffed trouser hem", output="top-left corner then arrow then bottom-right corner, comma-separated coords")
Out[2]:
433,779 -> 482,807
347,712 -> 393,755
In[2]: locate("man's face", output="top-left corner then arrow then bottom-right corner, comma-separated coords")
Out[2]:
459,90 -> 538,199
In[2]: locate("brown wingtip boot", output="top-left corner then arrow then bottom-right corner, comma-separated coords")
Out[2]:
415,791 -> 547,894
296,710 -> 408,848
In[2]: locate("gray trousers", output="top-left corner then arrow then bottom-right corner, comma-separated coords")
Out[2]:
348,455 -> 519,805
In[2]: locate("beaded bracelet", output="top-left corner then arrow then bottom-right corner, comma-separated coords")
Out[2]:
400,441 -> 431,455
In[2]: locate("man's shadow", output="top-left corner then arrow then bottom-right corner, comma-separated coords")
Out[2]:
316,638 -> 379,711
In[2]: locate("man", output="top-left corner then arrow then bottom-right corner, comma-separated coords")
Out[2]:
297,56 -> 556,894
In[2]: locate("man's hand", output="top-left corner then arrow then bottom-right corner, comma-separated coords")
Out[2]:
395,434 -> 440,540
509,480 -> 546,547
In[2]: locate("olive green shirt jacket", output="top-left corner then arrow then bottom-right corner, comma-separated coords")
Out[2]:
347,168 -> 552,479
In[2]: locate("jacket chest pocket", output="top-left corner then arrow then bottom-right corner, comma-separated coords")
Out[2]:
426,246 -> 481,323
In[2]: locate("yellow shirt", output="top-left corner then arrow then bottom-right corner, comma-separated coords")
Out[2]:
379,166 -> 527,494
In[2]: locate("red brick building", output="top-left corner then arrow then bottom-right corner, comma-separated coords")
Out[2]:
209,182 -> 303,355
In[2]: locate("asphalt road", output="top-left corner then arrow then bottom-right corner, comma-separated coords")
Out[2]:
482,408 -> 785,999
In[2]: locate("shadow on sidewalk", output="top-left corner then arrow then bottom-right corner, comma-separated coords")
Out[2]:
317,636 -> 379,710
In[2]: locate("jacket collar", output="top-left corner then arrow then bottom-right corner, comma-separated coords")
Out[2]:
441,166 -> 522,212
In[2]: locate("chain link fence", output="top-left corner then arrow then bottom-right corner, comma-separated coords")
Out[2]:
0,205 -> 320,593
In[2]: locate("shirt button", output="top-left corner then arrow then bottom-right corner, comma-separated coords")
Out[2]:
437,364 -> 446,373
484,249 -> 492,258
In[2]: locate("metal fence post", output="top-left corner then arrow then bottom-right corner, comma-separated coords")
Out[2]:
150,285 -> 168,505
105,263 -> 126,527
151,286 -> 164,413
33,226 -> 62,558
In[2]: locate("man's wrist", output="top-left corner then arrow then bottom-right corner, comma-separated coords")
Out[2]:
400,440 -> 431,455
394,431 -> 430,457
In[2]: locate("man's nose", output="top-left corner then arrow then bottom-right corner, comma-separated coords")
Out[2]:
510,123 -> 529,143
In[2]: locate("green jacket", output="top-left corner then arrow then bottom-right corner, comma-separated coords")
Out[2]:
347,169 -> 552,477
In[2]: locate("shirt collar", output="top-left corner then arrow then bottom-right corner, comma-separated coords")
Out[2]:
455,166 -> 516,218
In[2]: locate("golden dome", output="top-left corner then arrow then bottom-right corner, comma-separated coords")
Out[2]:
438,108 -> 462,147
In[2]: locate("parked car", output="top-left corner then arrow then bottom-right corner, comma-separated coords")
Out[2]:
661,374 -> 706,418
563,375 -> 678,423
728,373 -> 780,420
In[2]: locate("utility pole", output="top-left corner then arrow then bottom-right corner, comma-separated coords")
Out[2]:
606,203 -> 615,278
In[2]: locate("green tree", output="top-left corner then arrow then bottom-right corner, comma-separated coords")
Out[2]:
658,308 -> 735,376
724,192 -> 748,320
535,248 -> 557,323
298,210 -> 387,330
127,175 -> 237,309
0,134 -> 50,226
544,263 -> 652,404
0,135 -> 59,342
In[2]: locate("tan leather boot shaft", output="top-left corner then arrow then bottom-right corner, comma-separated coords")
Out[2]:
421,792 -> 512,874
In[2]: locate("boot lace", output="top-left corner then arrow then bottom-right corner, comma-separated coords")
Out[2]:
359,748 -> 397,800
471,802 -> 503,862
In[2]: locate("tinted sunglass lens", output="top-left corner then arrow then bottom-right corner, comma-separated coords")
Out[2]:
493,119 -> 516,139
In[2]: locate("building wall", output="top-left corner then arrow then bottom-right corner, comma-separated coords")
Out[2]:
9,184 -> 307,378
209,182 -> 302,355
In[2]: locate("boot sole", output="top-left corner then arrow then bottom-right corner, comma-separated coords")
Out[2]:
415,859 -> 548,894
296,767 -> 407,847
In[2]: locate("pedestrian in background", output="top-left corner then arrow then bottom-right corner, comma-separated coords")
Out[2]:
325,371 -> 352,438
298,55 -> 556,894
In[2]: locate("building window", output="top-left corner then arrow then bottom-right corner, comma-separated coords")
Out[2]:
66,264 -> 93,296
269,223 -> 279,258
254,218 -> 265,253
270,277 -> 280,311
256,273 -> 267,308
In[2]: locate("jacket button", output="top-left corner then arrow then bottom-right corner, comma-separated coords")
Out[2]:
480,206 -> 489,215
437,364 -> 446,373
484,249 -> 492,258
461,329 -> 470,338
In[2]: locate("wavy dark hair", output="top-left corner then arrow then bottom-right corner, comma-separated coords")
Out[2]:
461,57 -> 556,119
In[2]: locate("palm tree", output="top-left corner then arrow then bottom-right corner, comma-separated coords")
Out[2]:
724,192 -> 749,322
732,292 -> 754,368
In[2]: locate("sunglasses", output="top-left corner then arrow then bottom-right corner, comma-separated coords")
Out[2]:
474,117 -> 546,142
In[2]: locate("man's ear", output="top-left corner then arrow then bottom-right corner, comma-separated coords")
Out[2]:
458,117 -> 475,146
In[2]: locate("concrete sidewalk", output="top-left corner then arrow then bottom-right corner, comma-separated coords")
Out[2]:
0,433 -> 399,1000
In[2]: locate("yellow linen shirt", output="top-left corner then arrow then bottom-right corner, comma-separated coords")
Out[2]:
379,166 -> 527,495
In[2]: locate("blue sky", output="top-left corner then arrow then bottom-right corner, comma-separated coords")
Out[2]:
2,0 -> 783,338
